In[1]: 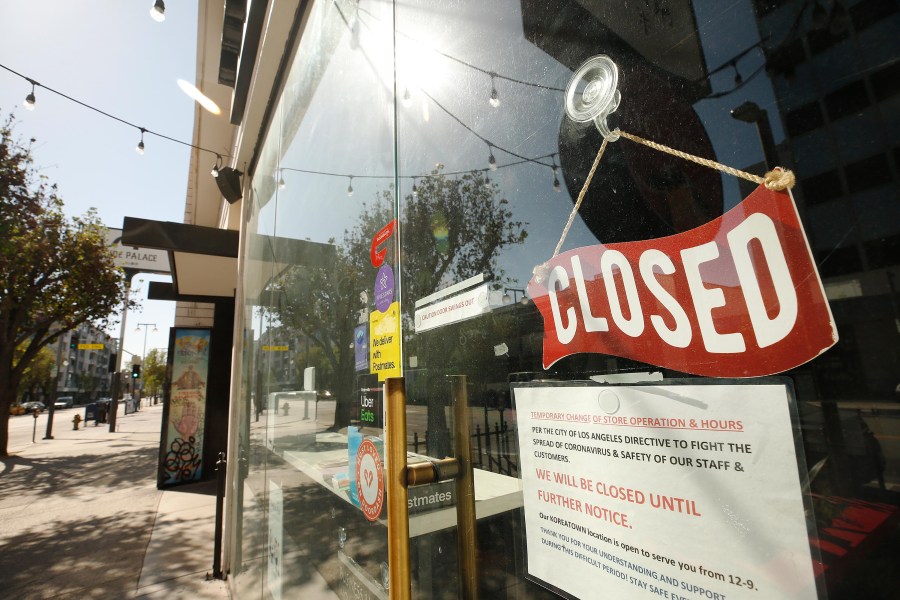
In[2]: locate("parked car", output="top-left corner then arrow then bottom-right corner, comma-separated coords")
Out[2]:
22,401 -> 45,414
54,396 -> 74,409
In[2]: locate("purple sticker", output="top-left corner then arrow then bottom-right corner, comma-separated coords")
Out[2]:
374,264 -> 394,313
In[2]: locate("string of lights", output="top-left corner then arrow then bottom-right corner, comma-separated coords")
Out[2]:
279,152 -> 561,183
3,6 -> 567,197
344,6 -> 562,184
0,62 -> 230,160
278,149 -> 564,197
355,4 -> 566,93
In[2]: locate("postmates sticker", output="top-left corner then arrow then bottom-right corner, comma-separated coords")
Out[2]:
355,439 -> 384,522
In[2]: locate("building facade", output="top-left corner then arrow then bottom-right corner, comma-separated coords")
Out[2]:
53,324 -> 114,402
182,1 -> 900,598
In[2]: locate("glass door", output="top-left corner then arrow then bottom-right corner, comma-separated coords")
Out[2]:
393,1 -> 900,599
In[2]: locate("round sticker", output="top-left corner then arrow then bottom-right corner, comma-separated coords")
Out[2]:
374,264 -> 394,313
355,439 -> 384,522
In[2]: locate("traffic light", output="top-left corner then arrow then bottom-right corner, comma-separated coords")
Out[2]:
108,353 -> 117,373
69,335 -> 79,350
131,364 -> 141,379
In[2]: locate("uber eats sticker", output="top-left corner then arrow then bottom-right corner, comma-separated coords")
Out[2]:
369,302 -> 401,381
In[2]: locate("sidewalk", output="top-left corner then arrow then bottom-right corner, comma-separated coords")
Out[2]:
0,403 -> 230,599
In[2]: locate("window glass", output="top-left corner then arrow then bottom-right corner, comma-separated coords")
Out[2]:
233,1 -> 396,598
232,0 -> 900,598
393,1 -> 899,599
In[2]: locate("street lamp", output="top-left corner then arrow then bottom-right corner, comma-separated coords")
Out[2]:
731,101 -> 779,171
135,323 -> 158,408
135,323 -> 159,364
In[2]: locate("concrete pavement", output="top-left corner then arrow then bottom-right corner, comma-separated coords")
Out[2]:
0,403 -> 230,599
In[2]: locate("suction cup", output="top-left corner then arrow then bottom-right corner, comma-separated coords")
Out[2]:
564,55 -> 621,141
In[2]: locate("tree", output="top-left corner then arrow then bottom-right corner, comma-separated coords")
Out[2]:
0,114 -> 129,455
16,345 -> 55,404
268,167 -> 526,434
143,348 -> 167,400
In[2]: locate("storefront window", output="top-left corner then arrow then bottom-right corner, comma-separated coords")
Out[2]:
233,0 -> 899,598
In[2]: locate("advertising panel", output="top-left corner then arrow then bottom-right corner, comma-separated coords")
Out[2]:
369,302 -> 401,381
159,328 -> 211,486
515,381 -> 819,600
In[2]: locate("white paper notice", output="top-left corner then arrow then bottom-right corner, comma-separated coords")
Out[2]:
515,383 -> 818,600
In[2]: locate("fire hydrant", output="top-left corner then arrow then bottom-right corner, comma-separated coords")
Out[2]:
72,414 -> 82,430
282,402 -> 290,416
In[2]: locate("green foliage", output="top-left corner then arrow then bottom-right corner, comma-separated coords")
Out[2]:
142,348 -> 168,398
16,345 -> 55,403
0,113 -> 130,454
266,167 -> 527,429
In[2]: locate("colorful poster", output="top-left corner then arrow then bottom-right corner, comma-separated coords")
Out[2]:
369,303 -> 401,381
527,186 -> 837,377
515,382 -> 818,600
160,328 -> 210,486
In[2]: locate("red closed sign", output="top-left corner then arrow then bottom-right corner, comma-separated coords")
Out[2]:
527,185 -> 837,378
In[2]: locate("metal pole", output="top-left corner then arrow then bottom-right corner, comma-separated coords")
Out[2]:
213,452 -> 226,579
135,323 -> 156,410
44,335 -> 65,440
110,270 -> 136,432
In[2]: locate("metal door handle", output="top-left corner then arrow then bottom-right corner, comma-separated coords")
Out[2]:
384,376 -> 479,600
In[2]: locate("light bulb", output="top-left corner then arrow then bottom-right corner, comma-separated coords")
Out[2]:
347,177 -> 354,197
402,86 -> 412,107
489,75 -> 500,108
553,176 -> 561,192
483,175 -> 492,190
136,128 -> 146,154
412,180 -> 418,198
211,154 -> 223,178
23,92 -> 35,111
150,0 -> 165,22
278,175 -> 286,189
488,151 -> 497,171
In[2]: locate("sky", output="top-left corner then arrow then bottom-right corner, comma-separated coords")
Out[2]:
0,1 -> 200,361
